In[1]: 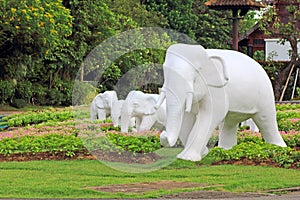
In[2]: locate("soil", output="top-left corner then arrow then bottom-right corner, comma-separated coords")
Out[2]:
0,150 -> 95,162
0,149 -> 162,164
0,148 -> 299,170
91,149 -> 162,164
87,180 -> 300,200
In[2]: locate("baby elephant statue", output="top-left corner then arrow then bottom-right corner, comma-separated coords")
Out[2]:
111,100 -> 136,128
121,90 -> 166,133
155,43 -> 286,161
111,100 -> 125,127
90,91 -> 118,121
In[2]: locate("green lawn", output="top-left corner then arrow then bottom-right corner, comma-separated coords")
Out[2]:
1,159 -> 300,198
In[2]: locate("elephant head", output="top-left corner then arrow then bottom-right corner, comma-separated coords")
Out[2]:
156,44 -> 229,147
96,91 -> 118,110
121,91 -> 157,133
90,90 -> 118,120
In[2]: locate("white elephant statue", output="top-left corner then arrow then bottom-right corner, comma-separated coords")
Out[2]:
240,118 -> 259,132
111,100 -> 136,128
156,43 -> 286,161
121,90 -> 166,133
111,100 -> 124,127
90,91 -> 118,121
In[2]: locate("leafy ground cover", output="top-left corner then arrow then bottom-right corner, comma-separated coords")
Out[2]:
0,104 -> 299,170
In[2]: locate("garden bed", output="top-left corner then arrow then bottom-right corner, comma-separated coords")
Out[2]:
0,150 -> 94,162
0,104 -> 299,171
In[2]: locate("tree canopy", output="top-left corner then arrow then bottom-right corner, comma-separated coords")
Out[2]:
0,0 -> 256,106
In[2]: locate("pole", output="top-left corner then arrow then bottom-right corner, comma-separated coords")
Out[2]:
232,9 -> 239,51
279,64 -> 295,101
291,68 -> 299,100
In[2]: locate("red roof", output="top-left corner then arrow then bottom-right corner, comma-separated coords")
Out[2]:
205,0 -> 265,9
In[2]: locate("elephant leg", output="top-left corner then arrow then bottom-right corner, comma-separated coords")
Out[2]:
177,111 -> 220,161
135,117 -> 141,132
139,116 -> 156,132
218,116 -> 241,150
90,108 -> 98,121
252,112 -> 286,147
219,112 -> 252,149
97,109 -> 106,121
179,112 -> 196,146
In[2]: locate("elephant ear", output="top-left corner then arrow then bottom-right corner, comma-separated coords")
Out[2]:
95,94 -> 105,109
143,96 -> 157,115
200,55 -> 229,88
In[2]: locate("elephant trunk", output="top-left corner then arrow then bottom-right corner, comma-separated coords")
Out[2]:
161,92 -> 185,147
120,101 -> 131,133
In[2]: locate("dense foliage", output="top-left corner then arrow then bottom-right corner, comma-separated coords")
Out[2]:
0,0 -> 234,106
1,0 -> 299,105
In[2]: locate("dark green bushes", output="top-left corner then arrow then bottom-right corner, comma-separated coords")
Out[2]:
0,80 -> 15,104
1,109 -> 74,127
208,142 -> 300,168
0,134 -> 84,157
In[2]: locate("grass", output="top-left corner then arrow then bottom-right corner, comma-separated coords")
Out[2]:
1,159 -> 300,198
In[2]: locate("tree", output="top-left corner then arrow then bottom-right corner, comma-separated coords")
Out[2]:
194,0 -> 231,49
103,0 -> 168,27
260,0 -> 300,100
0,0 -> 72,81
141,0 -> 199,39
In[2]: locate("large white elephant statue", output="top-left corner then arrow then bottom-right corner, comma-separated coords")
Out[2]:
121,91 -> 166,133
155,43 -> 286,161
90,91 -> 118,121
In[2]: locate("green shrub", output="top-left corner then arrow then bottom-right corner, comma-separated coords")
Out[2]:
281,130 -> 300,147
72,81 -> 98,106
0,134 -> 84,157
1,109 -> 74,127
0,80 -> 15,103
60,80 -> 74,105
208,142 -> 300,168
277,110 -> 300,131
82,136 -> 123,153
15,80 -> 32,101
276,104 -> 300,111
31,84 -> 48,105
47,88 -> 64,106
10,98 -> 27,108
106,133 -> 160,153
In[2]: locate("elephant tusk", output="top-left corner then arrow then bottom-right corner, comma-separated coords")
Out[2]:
185,92 -> 193,113
155,91 -> 166,109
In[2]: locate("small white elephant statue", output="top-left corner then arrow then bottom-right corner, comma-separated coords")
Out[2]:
121,90 -> 166,133
156,43 -> 286,161
111,100 -> 136,128
90,90 -> 118,121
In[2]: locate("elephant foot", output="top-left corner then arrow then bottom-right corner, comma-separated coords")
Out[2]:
160,131 -> 171,147
267,139 -> 287,147
177,147 -> 209,162
177,151 -> 202,162
160,131 -> 177,147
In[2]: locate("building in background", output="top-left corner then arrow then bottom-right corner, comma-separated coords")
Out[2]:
239,0 -> 300,61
